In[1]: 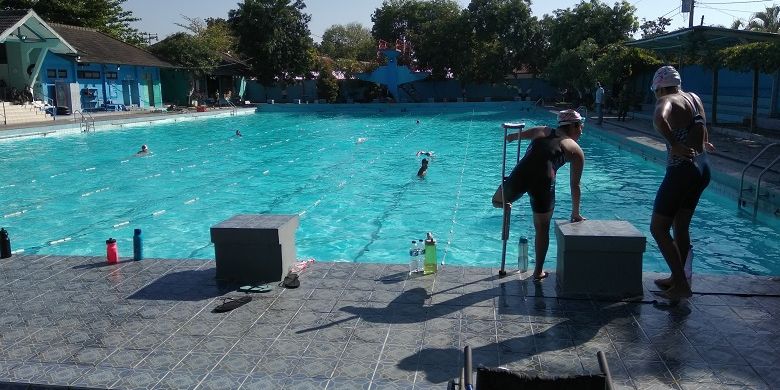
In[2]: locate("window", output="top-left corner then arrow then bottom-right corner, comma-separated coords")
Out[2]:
47,69 -> 57,78
77,70 -> 100,79
106,72 -> 118,80
58,70 -> 67,78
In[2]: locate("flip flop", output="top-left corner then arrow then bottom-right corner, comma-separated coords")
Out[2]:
238,285 -> 254,293
249,284 -> 272,293
213,296 -> 252,313
532,271 -> 549,282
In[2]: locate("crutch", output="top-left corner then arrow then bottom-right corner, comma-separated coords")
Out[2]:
498,122 -> 524,276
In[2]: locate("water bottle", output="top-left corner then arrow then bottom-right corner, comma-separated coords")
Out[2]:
132,229 -> 143,261
518,236 -> 528,272
106,238 -> 118,264
423,232 -> 437,275
684,245 -> 693,284
0,228 -> 11,259
409,240 -> 419,275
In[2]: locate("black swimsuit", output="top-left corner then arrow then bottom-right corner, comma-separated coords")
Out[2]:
653,93 -> 711,217
503,129 -> 567,213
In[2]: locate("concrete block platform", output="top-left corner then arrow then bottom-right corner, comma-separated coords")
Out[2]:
0,255 -> 778,389
555,220 -> 646,298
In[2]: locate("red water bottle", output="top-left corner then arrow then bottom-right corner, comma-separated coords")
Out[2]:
106,238 -> 118,264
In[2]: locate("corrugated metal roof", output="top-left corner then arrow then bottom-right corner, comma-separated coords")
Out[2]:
627,26 -> 779,54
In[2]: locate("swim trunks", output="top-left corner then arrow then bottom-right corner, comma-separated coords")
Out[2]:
654,150 -> 711,217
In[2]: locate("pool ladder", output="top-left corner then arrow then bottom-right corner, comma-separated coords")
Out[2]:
74,110 -> 95,132
738,142 -> 780,217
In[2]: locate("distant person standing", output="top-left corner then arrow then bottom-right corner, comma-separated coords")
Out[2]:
595,82 -> 605,125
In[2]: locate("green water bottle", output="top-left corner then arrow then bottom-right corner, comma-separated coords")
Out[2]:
423,232 -> 437,275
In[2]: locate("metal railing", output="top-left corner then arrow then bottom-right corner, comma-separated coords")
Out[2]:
73,110 -> 95,132
225,100 -> 237,116
1,100 -> 6,125
739,142 -> 780,217
535,98 -> 544,106
46,98 -> 56,120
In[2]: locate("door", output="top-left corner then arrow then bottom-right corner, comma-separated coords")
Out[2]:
122,80 -> 131,106
54,82 -> 70,108
147,77 -> 155,107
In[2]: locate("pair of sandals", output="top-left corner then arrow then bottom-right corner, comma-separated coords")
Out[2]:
212,283 -> 273,313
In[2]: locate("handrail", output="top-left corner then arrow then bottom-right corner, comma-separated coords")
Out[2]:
73,110 -> 95,132
535,98 -> 544,106
225,99 -> 237,116
1,100 -> 5,125
46,98 -> 56,120
576,105 -> 588,121
738,142 -> 780,216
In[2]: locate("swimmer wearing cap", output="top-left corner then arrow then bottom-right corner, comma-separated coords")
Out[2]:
649,65 -> 715,300
136,144 -> 150,156
492,109 -> 587,282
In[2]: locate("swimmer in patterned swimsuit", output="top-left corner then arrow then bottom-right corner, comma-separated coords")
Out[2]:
492,109 -> 587,281
649,66 -> 716,300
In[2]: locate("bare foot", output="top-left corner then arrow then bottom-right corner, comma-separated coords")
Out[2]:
532,271 -> 549,282
654,285 -> 692,300
654,276 -> 672,290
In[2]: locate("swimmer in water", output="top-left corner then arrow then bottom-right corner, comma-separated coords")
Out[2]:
356,137 -> 368,144
416,150 -> 434,157
235,130 -> 242,137
417,158 -> 429,178
136,144 -> 150,156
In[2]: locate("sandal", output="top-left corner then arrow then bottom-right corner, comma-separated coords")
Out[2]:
249,284 -> 272,293
213,296 -> 252,313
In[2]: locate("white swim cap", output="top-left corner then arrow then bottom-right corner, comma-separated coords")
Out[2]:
557,109 -> 583,126
651,66 -> 681,92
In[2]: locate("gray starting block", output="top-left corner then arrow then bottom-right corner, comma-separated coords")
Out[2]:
210,214 -> 299,283
555,220 -> 646,297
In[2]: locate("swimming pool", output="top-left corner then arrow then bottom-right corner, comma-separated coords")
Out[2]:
1,103 -> 778,275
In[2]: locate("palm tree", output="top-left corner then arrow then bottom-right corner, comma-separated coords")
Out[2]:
746,5 -> 780,33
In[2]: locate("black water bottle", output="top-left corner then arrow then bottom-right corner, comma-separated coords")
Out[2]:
0,228 -> 11,259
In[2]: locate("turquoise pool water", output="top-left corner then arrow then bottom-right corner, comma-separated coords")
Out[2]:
1,103 -> 778,275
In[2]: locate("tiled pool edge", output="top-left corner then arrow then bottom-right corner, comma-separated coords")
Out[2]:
0,108 -> 256,141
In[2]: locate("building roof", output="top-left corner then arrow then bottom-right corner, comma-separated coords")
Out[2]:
627,26 -> 779,54
0,9 -> 77,55
0,9 -> 29,32
49,23 -> 173,68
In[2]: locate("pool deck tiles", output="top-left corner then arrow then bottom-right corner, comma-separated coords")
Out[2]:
1,255 -> 779,389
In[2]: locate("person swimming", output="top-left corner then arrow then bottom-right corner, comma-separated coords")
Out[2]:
417,158 -> 429,178
136,144 -> 150,156
416,150 -> 434,157
356,137 -> 368,144
235,130 -> 242,137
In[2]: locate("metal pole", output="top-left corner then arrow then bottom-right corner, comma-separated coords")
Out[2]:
499,125 -> 509,276
688,0 -> 695,28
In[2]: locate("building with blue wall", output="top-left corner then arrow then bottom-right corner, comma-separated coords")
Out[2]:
0,9 -> 173,113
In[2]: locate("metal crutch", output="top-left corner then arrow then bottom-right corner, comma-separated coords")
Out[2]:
498,123 -> 524,276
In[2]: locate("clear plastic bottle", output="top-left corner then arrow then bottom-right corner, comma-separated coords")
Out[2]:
409,240 -> 419,275
518,236 -> 528,272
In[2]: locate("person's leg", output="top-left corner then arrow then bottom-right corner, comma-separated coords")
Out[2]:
654,209 -> 693,289
650,212 -> 691,299
531,210 -> 553,280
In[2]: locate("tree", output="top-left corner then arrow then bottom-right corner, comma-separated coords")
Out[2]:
542,0 -> 638,61
640,16 -> 671,38
462,0 -> 544,82
1,0 -> 144,45
719,41 -> 780,74
543,38 -> 599,102
228,0 -> 314,84
316,65 -> 339,103
371,0 -> 466,79
746,5 -> 780,33
320,23 -> 375,61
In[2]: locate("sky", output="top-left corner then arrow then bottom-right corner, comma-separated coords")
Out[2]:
124,0 -> 778,43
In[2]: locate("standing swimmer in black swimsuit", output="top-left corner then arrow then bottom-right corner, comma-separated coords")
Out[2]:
649,66 -> 715,300
492,109 -> 587,281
